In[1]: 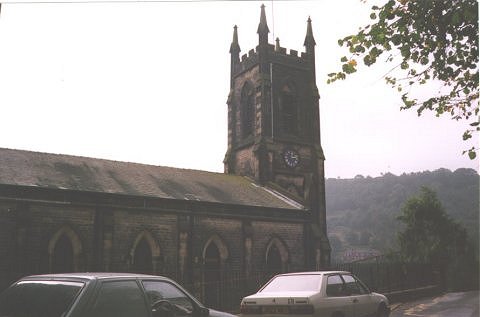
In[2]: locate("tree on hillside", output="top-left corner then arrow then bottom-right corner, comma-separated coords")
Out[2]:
397,187 -> 466,263
397,186 -> 477,290
328,0 -> 479,159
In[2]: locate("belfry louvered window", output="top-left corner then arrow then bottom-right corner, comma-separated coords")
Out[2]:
241,82 -> 255,138
280,83 -> 298,136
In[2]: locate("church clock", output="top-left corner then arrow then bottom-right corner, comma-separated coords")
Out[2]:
283,149 -> 300,168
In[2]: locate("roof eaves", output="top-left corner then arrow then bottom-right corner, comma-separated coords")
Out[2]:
250,181 -> 305,210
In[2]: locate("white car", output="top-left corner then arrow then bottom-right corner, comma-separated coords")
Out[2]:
239,271 -> 390,317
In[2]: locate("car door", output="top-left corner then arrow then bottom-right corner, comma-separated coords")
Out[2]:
341,274 -> 374,317
86,280 -> 150,317
322,274 -> 354,317
142,280 -> 197,317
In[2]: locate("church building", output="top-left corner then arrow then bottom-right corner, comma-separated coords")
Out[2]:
0,5 -> 330,310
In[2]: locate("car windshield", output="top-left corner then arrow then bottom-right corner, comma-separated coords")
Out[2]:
0,280 -> 84,317
259,275 -> 322,293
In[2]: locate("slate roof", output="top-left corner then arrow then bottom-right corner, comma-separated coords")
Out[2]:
0,148 -> 304,210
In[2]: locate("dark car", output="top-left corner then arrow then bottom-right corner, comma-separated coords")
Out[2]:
0,272 -> 236,317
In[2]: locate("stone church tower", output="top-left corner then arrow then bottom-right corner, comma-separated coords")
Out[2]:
224,5 -> 331,268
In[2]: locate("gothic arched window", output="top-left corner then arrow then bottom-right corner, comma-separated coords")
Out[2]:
204,242 -> 221,309
265,237 -> 289,280
241,82 -> 255,138
48,226 -> 83,273
130,230 -> 161,274
202,235 -> 228,310
266,244 -> 282,278
132,238 -> 153,274
280,83 -> 298,136
52,234 -> 74,273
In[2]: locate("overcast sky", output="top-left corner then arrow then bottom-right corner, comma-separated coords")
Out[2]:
0,0 -> 478,179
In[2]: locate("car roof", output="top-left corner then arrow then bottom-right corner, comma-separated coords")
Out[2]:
274,271 -> 351,277
19,272 -> 171,282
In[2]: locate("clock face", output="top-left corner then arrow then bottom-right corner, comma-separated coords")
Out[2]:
283,149 -> 300,168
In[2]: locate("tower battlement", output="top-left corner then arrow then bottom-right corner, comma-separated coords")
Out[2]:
230,5 -> 316,78
235,42 -> 312,76
239,44 -> 307,61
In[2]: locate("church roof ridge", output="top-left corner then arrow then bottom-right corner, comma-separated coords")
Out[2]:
0,147 -> 304,210
0,146 -> 222,174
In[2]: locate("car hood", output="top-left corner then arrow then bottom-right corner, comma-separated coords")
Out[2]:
209,308 -> 237,317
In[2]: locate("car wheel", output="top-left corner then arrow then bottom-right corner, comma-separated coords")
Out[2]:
377,303 -> 389,317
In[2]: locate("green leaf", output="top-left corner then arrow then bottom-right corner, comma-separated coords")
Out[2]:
391,34 -> 401,46
400,46 -> 411,58
420,57 -> 429,65
468,150 -> 476,160
342,63 -> 357,74
452,12 -> 460,25
355,45 -> 365,53
462,131 -> 472,140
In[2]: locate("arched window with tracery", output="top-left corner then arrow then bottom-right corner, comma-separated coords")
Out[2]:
280,83 -> 298,136
241,82 -> 255,138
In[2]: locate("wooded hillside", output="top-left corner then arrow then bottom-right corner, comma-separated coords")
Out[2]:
325,168 -> 479,263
